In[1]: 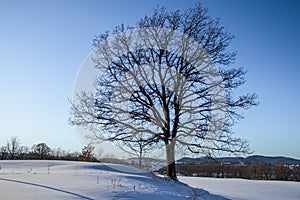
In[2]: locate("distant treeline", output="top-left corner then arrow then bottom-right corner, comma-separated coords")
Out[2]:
158,161 -> 300,181
0,138 -> 79,161
0,147 -> 80,161
0,137 -> 124,164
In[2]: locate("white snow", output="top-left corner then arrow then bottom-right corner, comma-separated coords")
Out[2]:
0,160 -> 299,200
179,176 -> 300,200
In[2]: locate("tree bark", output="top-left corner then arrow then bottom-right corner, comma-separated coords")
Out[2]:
166,140 -> 177,180
138,146 -> 142,169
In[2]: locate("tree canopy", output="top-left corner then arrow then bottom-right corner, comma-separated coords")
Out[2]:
70,3 -> 258,180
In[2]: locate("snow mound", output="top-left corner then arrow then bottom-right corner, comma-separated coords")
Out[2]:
0,160 -> 214,199
1,160 -> 299,200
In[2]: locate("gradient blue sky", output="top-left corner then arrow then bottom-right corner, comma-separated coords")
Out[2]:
0,0 -> 299,159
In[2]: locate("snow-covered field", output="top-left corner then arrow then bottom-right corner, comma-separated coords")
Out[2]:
0,160 -> 299,200
179,176 -> 300,200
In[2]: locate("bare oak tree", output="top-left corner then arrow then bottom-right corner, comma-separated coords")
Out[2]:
70,4 -> 257,180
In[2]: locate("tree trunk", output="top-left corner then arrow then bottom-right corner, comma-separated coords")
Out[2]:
165,140 -> 177,181
138,149 -> 142,169
138,142 -> 142,169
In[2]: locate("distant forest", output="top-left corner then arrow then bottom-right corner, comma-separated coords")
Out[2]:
0,137 -> 129,164
158,160 -> 300,182
1,138 -> 77,161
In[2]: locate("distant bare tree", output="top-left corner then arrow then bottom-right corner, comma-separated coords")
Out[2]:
71,3 -> 257,180
115,132 -> 161,169
19,146 -> 30,159
31,143 -> 51,159
51,147 -> 62,158
95,146 -> 103,160
7,136 -> 21,160
1,146 -> 8,160
78,144 -> 96,162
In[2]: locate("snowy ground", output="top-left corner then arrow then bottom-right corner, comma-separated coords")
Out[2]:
179,176 -> 300,200
0,160 -> 299,200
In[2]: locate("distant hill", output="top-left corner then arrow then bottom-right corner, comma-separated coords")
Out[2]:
177,155 -> 300,165
245,155 -> 300,165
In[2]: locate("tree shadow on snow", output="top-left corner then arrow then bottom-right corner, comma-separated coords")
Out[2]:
112,174 -> 231,200
0,177 -> 93,200
83,164 -> 230,199
84,163 -> 148,176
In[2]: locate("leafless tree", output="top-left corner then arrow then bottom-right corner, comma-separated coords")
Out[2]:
115,132 -> 162,169
78,144 -> 96,162
1,146 -> 8,159
7,136 -> 21,160
31,143 -> 51,159
70,4 -> 257,180
19,146 -> 30,159
51,147 -> 63,158
94,146 -> 104,160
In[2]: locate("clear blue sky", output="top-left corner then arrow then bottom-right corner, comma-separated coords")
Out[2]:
0,0 -> 299,159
